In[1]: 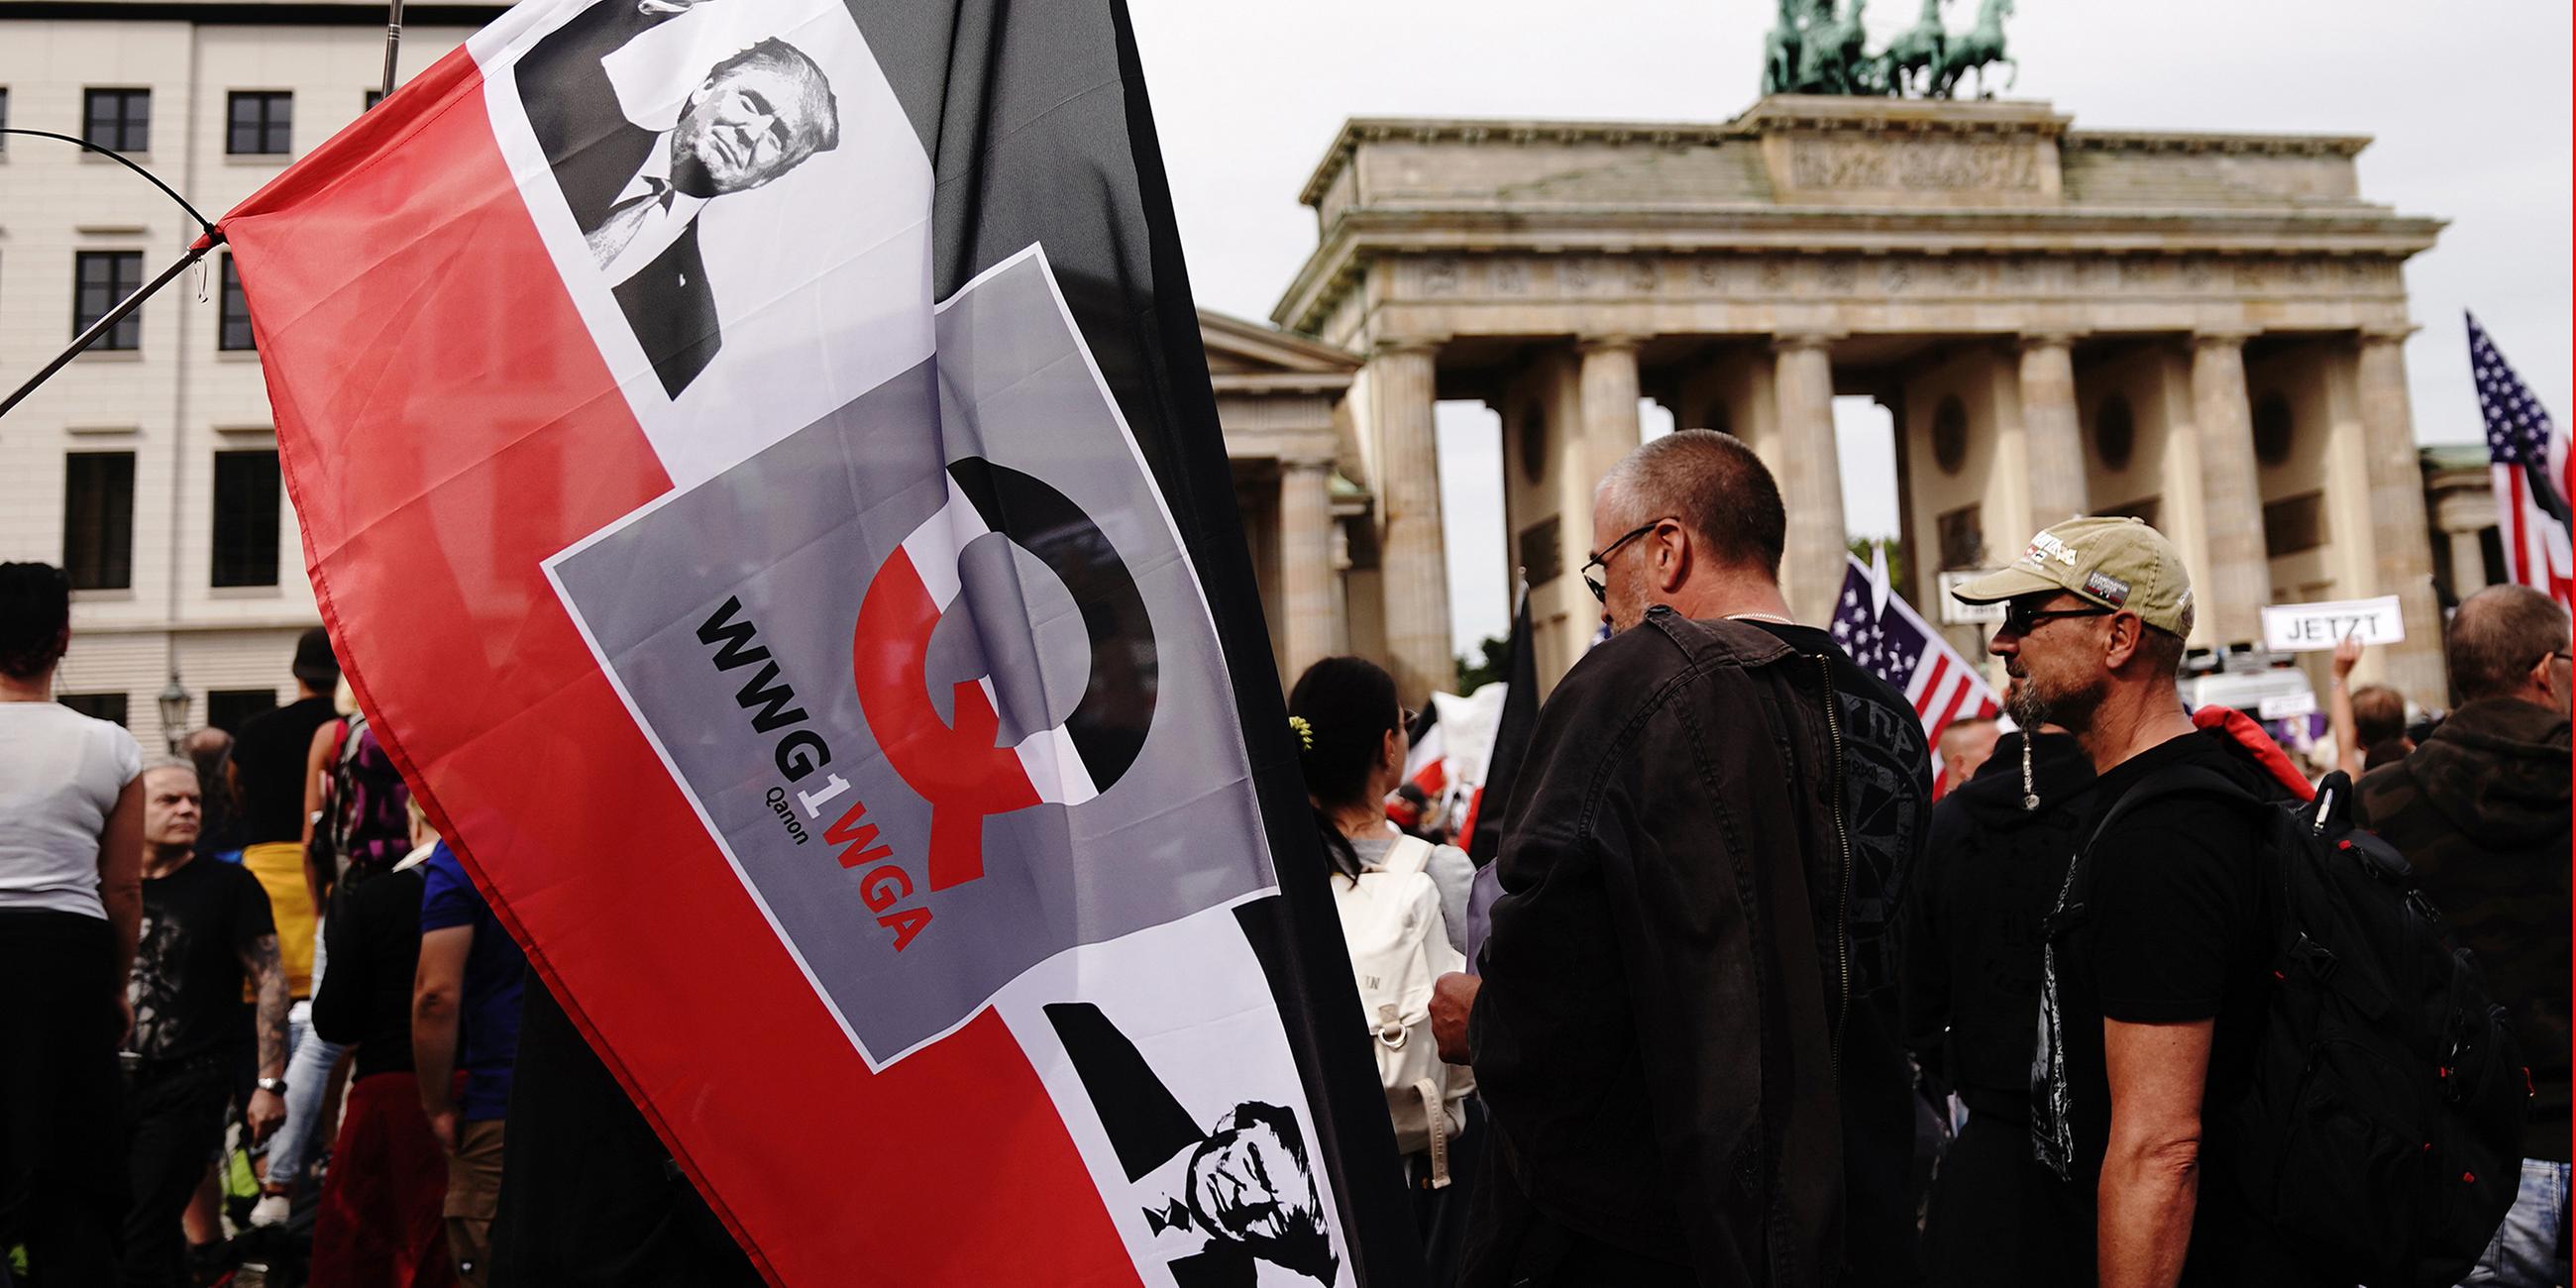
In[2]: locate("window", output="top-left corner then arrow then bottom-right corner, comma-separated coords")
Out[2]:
2253,393 -> 2296,467
226,91 -> 291,156
211,450 -> 282,588
219,255 -> 256,351
1937,503 -> 1985,571
208,688 -> 278,733
82,88 -> 151,153
2093,395 -> 2136,472
1931,396 -> 1970,475
59,693 -> 130,726
62,452 -> 136,590
73,251 -> 145,351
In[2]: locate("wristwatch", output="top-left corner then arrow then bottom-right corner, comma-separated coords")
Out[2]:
257,1076 -> 289,1096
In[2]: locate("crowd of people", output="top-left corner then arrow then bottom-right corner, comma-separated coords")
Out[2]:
1,426 -> 2568,1288
1,568 -> 526,1288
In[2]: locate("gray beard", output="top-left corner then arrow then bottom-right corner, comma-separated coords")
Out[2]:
2010,672 -> 2102,734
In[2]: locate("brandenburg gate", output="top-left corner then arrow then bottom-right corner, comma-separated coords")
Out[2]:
1264,95 -> 2447,705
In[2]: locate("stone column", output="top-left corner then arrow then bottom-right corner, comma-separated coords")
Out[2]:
2449,528 -> 2489,597
1276,456 -> 1337,684
2191,332 -> 2271,646
2017,333 -> 2089,527
1576,335 -> 1645,492
1369,340 -> 1450,705
2356,327 -> 2448,703
1772,333 -> 1847,622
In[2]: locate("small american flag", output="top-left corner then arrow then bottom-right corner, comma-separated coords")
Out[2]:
2468,312 -> 2574,609
1831,552 -> 1998,795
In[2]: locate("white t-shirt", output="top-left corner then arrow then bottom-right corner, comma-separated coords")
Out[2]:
0,700 -> 144,919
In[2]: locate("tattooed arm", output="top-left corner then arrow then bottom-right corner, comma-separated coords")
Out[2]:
241,931 -> 289,1142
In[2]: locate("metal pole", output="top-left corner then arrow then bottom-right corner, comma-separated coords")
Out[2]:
379,0 -> 407,103
0,237 -> 220,421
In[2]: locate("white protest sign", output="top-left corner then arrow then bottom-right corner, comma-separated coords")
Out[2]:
2260,594 -> 2406,653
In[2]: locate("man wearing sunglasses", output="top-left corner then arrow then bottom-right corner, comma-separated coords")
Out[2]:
1951,515 -> 2326,1288
2356,585 -> 2572,1288
1435,429 -> 1925,1288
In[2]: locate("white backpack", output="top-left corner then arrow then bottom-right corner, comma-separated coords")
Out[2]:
1332,835 -> 1472,1187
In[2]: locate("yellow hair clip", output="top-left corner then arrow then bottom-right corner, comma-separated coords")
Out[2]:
1287,714 -> 1314,752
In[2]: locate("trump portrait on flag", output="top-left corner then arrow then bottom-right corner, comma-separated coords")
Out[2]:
518,0 -> 843,397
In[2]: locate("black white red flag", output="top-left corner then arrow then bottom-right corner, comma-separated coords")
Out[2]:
217,1 -> 1416,1282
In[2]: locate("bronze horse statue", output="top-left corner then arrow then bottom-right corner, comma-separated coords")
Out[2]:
1876,0 -> 1948,97
1932,0 -> 2016,98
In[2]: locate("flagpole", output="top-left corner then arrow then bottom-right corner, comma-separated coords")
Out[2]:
0,239 -> 222,420
0,128 -> 220,421
378,0 -> 406,102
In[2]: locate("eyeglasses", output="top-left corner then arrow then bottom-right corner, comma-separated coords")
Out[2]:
1582,519 -> 1674,604
1999,599 -> 2116,636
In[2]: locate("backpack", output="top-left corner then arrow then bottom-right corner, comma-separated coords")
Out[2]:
325,712 -> 414,885
2074,767 -> 2527,1288
1332,836 -> 1472,1186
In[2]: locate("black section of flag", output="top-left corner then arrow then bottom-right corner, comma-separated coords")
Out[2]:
842,1 -> 1424,1281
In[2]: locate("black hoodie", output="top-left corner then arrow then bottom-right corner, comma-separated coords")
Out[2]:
2358,698 -> 2572,1161
1900,731 -> 2097,1120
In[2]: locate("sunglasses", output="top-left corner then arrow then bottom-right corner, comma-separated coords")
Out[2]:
1582,519 -> 1673,604
2000,599 -> 2115,635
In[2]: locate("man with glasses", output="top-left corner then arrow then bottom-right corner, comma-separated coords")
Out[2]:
2357,584 -> 2571,1288
1951,515 -> 2327,1288
1432,429 -> 1883,1287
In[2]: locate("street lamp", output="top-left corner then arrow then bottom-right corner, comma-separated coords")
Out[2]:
157,672 -> 191,754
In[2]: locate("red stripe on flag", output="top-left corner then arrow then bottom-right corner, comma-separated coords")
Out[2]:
1928,679 -> 1976,747
223,54 -> 1136,1286
1911,655 -> 1949,718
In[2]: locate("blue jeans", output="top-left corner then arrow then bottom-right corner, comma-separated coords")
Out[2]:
264,923 -> 349,1189
2462,1158 -> 2571,1288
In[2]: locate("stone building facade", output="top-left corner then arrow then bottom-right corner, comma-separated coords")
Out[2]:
1,6 -> 2485,735
0,0 -> 495,749
1272,97 -> 2455,706
0,0 -> 1394,743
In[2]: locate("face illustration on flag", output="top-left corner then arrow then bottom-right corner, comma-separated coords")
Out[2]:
216,0 -> 1398,1282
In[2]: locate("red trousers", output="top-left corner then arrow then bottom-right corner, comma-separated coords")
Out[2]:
310,1071 -> 458,1288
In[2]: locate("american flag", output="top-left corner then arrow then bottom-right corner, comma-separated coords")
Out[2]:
1830,552 -> 1998,795
2468,312 -> 2575,609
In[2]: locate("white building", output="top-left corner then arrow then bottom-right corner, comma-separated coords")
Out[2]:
0,0 -> 1397,749
2,0 -> 495,748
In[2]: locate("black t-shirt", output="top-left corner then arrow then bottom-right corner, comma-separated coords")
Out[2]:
312,865 -> 422,1079
233,696 -> 336,846
131,856 -> 276,1064
1905,730 -> 2096,1119
2059,728 -> 2321,1286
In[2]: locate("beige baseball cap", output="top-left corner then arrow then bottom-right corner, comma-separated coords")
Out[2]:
1950,515 -> 2196,636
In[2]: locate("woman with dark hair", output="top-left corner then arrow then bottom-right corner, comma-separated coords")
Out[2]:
1286,657 -> 1471,947
0,561 -> 143,1283
1287,655 -> 1478,1283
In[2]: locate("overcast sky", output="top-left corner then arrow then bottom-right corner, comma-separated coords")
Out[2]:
1124,0 -> 2574,655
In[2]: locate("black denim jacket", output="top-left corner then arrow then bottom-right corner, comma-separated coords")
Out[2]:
1469,606 -> 1850,1287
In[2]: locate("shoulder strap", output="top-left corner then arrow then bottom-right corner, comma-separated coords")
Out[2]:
2080,764 -> 2261,856
2047,764 -> 2265,940
1380,835 -> 1435,878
